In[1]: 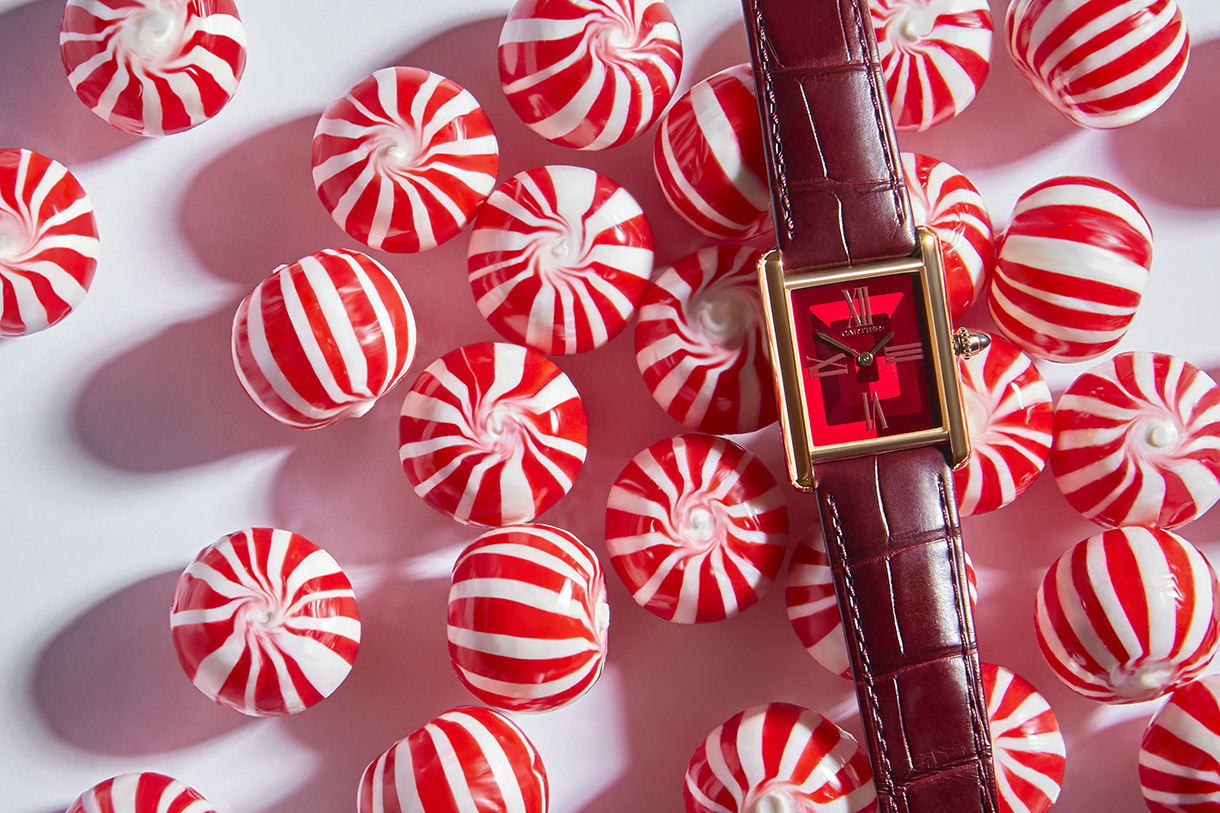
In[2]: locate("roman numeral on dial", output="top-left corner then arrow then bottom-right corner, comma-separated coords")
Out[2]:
843,287 -> 873,326
862,391 -> 888,430
806,352 -> 848,377
883,342 -> 923,363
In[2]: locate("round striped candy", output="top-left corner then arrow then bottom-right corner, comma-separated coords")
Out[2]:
605,433 -> 788,624
447,524 -> 609,712
468,165 -> 654,355
873,0 -> 993,132
1034,526 -> 1220,704
684,702 -> 876,813
0,148 -> 99,337
1051,352 -> 1220,531
498,0 -> 683,150
170,527 -> 361,717
359,706 -> 549,813
634,245 -> 777,435
59,0 -> 247,136
983,663 -> 1066,813
1006,0 -> 1190,129
312,67 -> 499,253
67,773 -> 216,813
653,63 -> 771,241
1139,674 -> 1220,813
954,335 -> 1053,516
399,342 -> 588,527
231,248 -> 417,429
988,176 -> 1153,362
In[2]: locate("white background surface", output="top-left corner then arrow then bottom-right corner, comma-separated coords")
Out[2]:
3,0 -> 1220,811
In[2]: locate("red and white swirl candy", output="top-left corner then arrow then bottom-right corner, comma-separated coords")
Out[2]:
231,248 -> 417,429
170,527 -> 360,717
498,0 -> 683,150
1052,352 -> 1220,531
653,63 -> 771,241
989,176 -> 1153,363
359,706 -> 549,813
605,433 -> 788,624
1034,526 -> 1220,704
0,148 -> 99,337
983,663 -> 1066,813
1139,674 -> 1220,813
67,773 -> 216,813
447,524 -> 609,712
59,0 -> 247,136
873,0 -> 993,132
312,67 -> 499,253
468,165 -> 654,354
901,152 -> 994,320
399,342 -> 588,527
1006,0 -> 1190,129
684,702 -> 876,813
954,335 -> 1053,516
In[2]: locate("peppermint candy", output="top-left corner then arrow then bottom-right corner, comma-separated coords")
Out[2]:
984,663 -> 1066,813
873,0 -> 993,132
901,152 -> 994,320
1052,352 -> 1220,531
59,0 -> 247,136
312,67 -> 499,253
1139,674 -> 1220,813
170,527 -> 360,717
605,433 -> 788,624
1006,0 -> 1190,129
1034,526 -> 1220,704
0,148 -> 99,337
989,176 -> 1153,362
399,342 -> 588,527
231,248 -> 417,429
498,0 -> 683,150
954,335 -> 1053,516
358,706 -> 549,813
653,63 -> 771,241
67,773 -> 216,813
468,165 -> 654,354
684,702 -> 876,813
447,523 -> 609,712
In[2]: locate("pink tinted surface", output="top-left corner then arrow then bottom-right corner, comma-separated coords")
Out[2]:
2,1 -> 1220,813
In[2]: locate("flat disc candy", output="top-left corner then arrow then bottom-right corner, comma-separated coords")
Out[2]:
984,663 -> 1066,813
468,165 -> 654,354
1139,675 -> 1220,813
1052,352 -> 1220,530
170,527 -> 361,717
0,148 -> 99,337
605,433 -> 788,624
399,342 -> 588,527
312,67 -> 499,253
60,0 -> 247,136
67,773 -> 217,813
498,0 -> 683,150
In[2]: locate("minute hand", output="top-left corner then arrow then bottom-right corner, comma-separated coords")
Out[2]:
815,332 -> 862,361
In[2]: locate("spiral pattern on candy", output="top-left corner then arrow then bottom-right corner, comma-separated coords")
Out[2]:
498,0 -> 683,150
1139,675 -> 1220,813
59,0 -> 247,136
312,67 -> 499,253
358,706 -> 549,813
447,524 -> 609,712
0,148 -> 99,337
67,773 -> 216,813
984,663 -> 1066,813
684,702 -> 876,813
231,248 -> 417,429
468,165 -> 654,354
1052,352 -> 1220,531
399,342 -> 588,527
170,528 -> 360,717
1035,526 -> 1220,704
605,433 -> 788,624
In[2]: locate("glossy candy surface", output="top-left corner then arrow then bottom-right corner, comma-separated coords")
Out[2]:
312,67 -> 499,253
0,148 -> 99,337
399,342 -> 588,527
170,528 -> 360,717
468,165 -> 653,354
1139,674 -> 1220,813
67,772 -> 216,813
231,248 -> 417,429
984,663 -> 1066,813
605,433 -> 788,624
1052,352 -> 1220,531
498,0 -> 682,150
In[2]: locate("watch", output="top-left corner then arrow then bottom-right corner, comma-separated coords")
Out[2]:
739,1 -> 1001,812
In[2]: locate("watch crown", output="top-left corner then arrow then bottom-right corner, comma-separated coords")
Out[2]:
953,328 -> 990,359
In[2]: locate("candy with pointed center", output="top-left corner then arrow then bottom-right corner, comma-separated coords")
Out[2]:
983,663 -> 1066,813
170,527 -> 361,717
59,0 -> 246,136
1139,674 -> 1220,813
468,165 -> 654,354
312,67 -> 499,253
67,773 -> 216,813
498,0 -> 683,150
